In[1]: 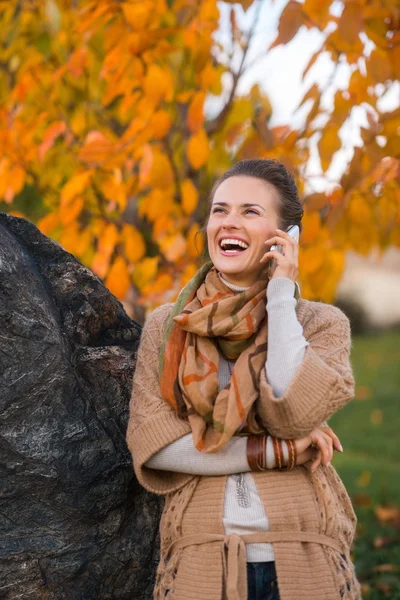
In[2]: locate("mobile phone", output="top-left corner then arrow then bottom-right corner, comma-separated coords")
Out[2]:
270,225 -> 299,252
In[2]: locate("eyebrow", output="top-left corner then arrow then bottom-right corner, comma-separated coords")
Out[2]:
212,202 -> 266,211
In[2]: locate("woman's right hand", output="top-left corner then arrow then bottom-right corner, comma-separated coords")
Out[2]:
293,427 -> 343,472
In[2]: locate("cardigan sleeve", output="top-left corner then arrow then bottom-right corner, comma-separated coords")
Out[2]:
126,303 -> 195,495
256,303 -> 355,439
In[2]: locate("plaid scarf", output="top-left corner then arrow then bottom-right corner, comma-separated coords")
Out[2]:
159,262 -> 273,452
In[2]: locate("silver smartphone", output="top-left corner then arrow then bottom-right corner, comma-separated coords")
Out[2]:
270,225 -> 300,252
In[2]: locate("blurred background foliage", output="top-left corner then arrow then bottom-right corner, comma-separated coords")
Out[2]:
0,1 -> 399,597
0,0 -> 399,314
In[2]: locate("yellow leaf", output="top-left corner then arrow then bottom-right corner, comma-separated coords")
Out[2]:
318,124 -> 341,172
356,470 -> 371,488
187,129 -> 210,170
139,189 -> 174,222
187,91 -> 205,134
181,262 -> 198,286
105,256 -> 131,299
7,164 -> 26,200
159,232 -> 187,262
187,222 -> 204,258
348,192 -> 372,225
61,171 -> 92,206
39,121 -> 66,161
100,175 -> 127,211
132,256 -> 159,291
60,196 -> 84,226
37,212 -> 60,235
149,110 -> 172,139
122,224 -> 146,263
298,245 -> 324,274
367,48 -> 392,84
303,0 -> 331,29
149,152 -> 174,189
181,179 -> 199,215
199,63 -> 222,94
121,2 -> 153,31
78,132 -> 114,165
338,3 -> 363,46
370,409 -> 383,425
301,210 -> 321,244
92,223 -> 119,278
143,64 -> 173,106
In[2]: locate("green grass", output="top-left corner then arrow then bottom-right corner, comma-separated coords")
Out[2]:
329,331 -> 400,598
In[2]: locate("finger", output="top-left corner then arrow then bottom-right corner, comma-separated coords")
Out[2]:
264,235 -> 293,250
259,250 -> 286,264
321,427 -> 343,452
276,229 -> 297,245
321,432 -> 334,464
310,448 -> 321,472
313,434 -> 332,466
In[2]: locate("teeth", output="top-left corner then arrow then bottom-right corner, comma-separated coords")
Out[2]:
220,238 -> 249,250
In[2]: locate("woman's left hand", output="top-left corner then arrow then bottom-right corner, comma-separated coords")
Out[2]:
260,228 -> 299,282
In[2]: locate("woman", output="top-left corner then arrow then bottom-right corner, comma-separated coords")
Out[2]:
126,159 -> 361,600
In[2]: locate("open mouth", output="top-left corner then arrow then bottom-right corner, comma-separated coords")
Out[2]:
218,238 -> 249,255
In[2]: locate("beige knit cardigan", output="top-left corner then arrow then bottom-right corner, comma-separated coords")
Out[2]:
126,298 -> 362,600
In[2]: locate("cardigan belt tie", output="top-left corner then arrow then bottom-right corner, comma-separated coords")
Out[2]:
167,531 -> 343,600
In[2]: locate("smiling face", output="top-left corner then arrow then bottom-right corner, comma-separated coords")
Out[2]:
207,175 -> 282,287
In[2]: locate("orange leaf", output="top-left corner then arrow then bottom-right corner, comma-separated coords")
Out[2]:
160,232 -> 187,262
92,223 -> 119,278
338,3 -> 363,46
181,179 -> 199,215
187,129 -> 210,170
181,262 -> 198,286
39,121 -> 66,161
143,64 -> 173,106
78,132 -> 114,165
303,0 -> 331,30
121,2 -> 152,31
270,1 -> 304,49
61,171 -> 92,206
60,196 -> 84,226
187,223 -> 204,258
122,224 -> 146,264
318,124 -> 341,172
149,110 -> 172,139
149,152 -> 174,189
37,212 -> 60,235
187,91 -> 205,134
105,256 -> 130,299
301,210 -> 321,244
367,48 -> 392,84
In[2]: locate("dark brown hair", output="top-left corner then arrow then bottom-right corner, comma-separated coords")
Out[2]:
208,158 -> 304,233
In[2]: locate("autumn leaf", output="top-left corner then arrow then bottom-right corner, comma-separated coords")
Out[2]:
187,128 -> 210,169
187,91 -> 206,134
318,123 -> 341,172
181,178 -> 199,215
105,256 -> 131,299
270,1 -> 304,49
61,172 -> 92,206
122,224 -> 146,264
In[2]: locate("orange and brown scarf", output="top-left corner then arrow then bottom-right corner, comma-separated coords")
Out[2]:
159,262 -> 273,453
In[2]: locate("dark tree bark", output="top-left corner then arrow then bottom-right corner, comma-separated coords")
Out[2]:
0,212 -> 163,600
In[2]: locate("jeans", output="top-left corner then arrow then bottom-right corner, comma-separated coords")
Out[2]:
247,561 -> 280,600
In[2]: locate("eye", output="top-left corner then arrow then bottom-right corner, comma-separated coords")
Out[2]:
245,209 -> 259,214
211,207 -> 224,213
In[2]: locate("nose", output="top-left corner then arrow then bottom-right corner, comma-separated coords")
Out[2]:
221,211 -> 241,229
